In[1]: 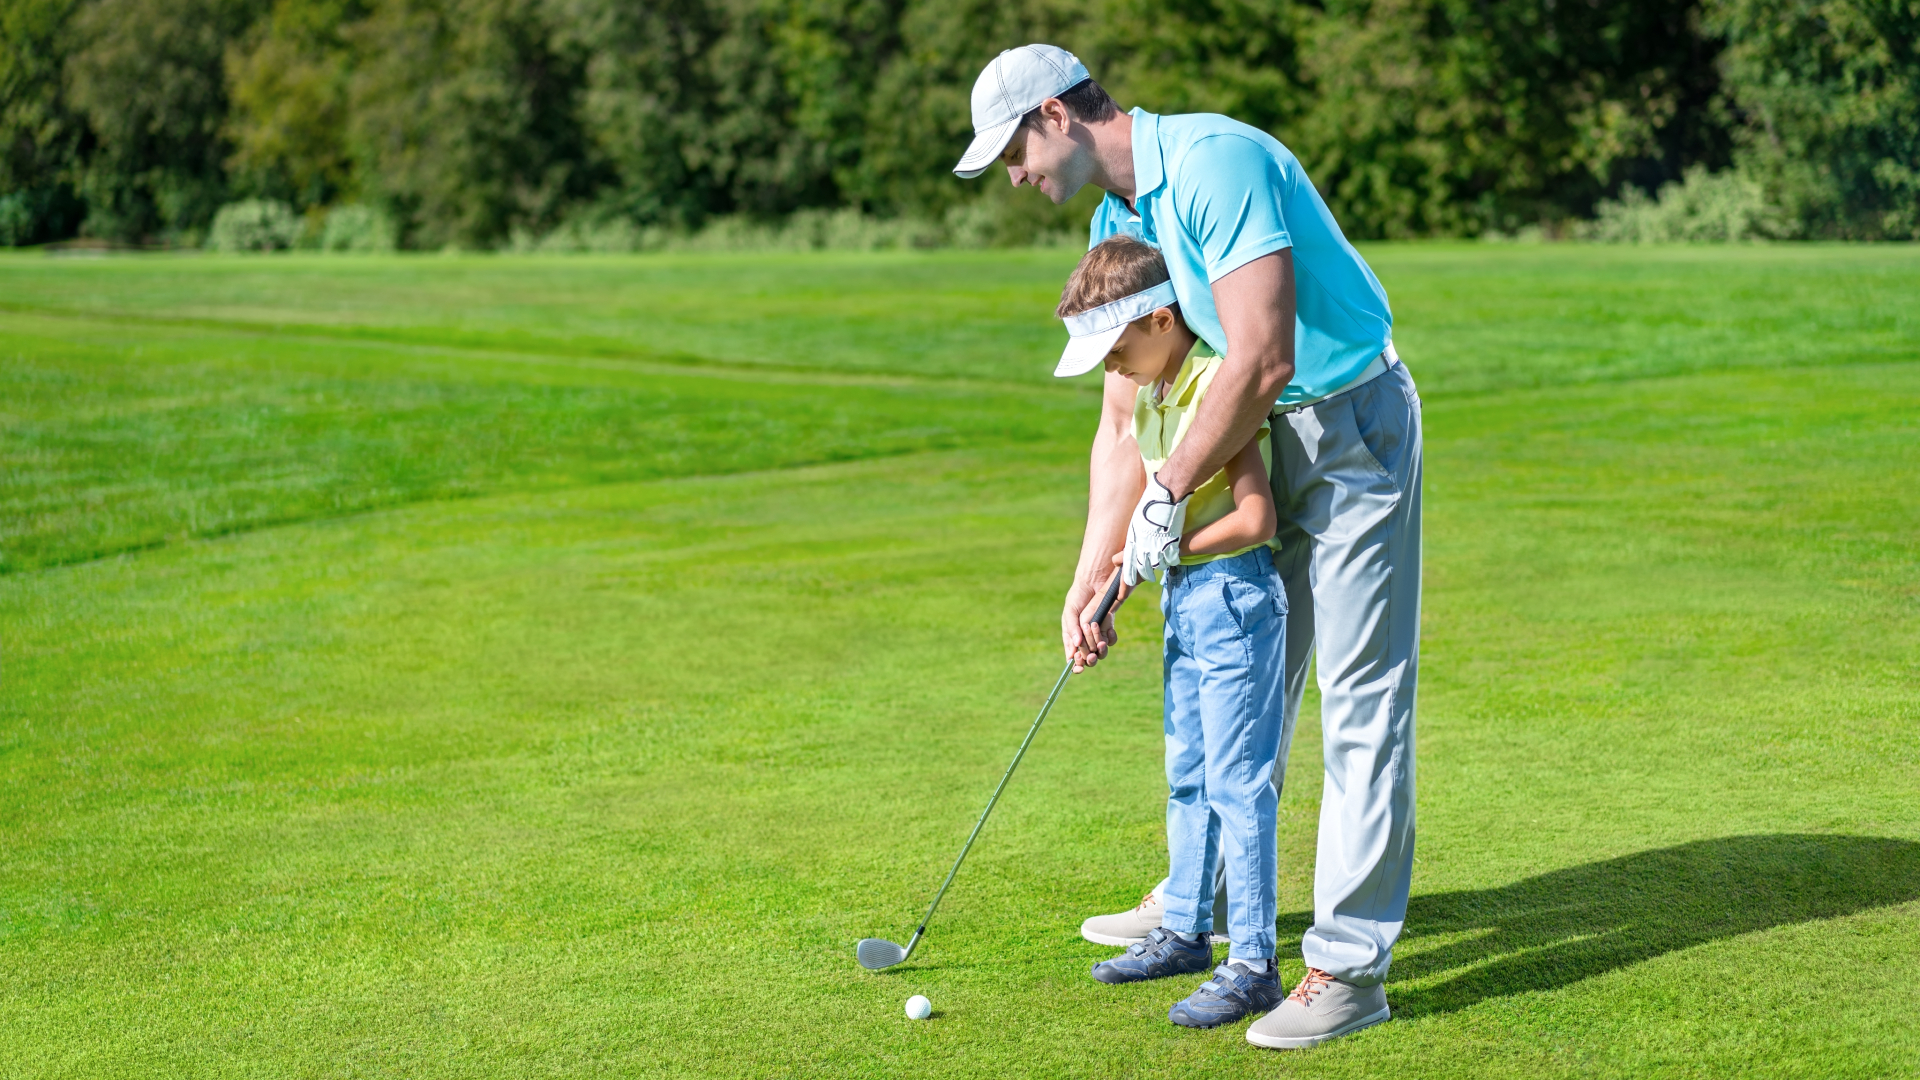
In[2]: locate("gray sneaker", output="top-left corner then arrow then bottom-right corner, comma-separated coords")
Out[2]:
1079,883 -> 1229,947
1245,968 -> 1390,1049
1090,927 -> 1215,984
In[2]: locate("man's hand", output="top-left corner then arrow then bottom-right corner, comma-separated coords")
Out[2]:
1122,472 -> 1190,586
1063,368 -> 1145,673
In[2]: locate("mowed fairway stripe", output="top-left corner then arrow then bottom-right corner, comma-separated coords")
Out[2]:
4,245 -> 1917,389
0,311 -> 1096,573
3,362 -> 1916,1077
0,306 -> 1066,391
0,250 -> 1088,384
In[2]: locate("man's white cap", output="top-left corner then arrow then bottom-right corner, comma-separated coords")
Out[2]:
953,45 -> 1091,179
1055,280 -> 1178,377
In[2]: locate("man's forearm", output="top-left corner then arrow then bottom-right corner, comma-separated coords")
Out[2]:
1155,357 -> 1289,497
1079,402 -> 1143,590
1155,250 -> 1296,498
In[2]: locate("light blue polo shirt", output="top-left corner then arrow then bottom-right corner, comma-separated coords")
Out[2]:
1089,109 -> 1393,405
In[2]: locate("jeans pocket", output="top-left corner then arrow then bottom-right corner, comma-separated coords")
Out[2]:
1220,576 -> 1275,638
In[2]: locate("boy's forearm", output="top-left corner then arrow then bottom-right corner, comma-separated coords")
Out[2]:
1183,435 -> 1279,557
1182,507 -> 1271,556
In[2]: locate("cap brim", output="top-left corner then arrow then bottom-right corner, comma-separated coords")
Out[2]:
1054,325 -> 1126,377
953,117 -> 1023,178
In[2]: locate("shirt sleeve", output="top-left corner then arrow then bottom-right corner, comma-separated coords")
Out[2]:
1171,135 -> 1293,282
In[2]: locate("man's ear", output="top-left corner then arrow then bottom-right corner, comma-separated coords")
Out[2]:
1036,97 -> 1073,135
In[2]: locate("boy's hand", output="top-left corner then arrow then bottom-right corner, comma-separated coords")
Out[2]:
1122,473 -> 1189,586
1062,557 -> 1130,672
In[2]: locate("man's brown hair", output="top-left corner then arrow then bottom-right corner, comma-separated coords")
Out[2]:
1057,235 -> 1175,319
1021,78 -> 1121,130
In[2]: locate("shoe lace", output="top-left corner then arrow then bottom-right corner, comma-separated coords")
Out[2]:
1288,968 -> 1335,1006
1134,889 -> 1158,912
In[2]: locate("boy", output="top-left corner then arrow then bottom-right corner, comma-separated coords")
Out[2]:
1054,235 -> 1288,1028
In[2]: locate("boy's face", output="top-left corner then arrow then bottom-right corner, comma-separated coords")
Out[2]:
1102,308 -> 1186,387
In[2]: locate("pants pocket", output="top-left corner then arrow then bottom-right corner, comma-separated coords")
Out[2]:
1349,374 -> 1411,479
1220,575 -> 1278,638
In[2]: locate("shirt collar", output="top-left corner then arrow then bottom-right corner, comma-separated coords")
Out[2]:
1130,108 -> 1165,202
1151,352 -> 1210,408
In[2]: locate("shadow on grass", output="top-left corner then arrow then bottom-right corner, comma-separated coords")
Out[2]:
1362,834 -> 1920,1018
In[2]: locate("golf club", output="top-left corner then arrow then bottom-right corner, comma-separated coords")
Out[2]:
857,571 -> 1126,971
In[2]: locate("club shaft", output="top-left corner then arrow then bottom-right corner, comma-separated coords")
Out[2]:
894,572 -> 1122,964
902,657 -> 1076,960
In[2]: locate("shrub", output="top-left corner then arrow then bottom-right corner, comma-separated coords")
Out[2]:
782,208 -> 942,252
0,194 -> 37,247
319,205 -> 397,252
206,199 -> 302,251
508,215 -> 651,253
0,187 -> 85,247
508,208 -> 955,253
1708,0 -> 1920,240
1584,166 -> 1791,242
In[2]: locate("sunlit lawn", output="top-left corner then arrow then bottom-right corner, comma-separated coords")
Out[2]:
1,246 -> 1916,1077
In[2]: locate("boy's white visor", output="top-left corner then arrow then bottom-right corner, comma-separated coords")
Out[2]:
1054,280 -> 1178,377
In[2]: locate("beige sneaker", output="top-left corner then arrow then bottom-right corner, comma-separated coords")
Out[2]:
1245,968 -> 1389,1049
1079,883 -> 1229,947
1079,888 -> 1166,946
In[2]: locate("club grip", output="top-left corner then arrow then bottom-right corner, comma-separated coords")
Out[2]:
1090,571 -> 1124,626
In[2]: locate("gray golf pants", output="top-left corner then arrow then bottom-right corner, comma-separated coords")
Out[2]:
1268,357 -> 1422,986
1155,359 -> 1421,985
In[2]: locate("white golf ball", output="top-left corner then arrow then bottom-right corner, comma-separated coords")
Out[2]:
904,994 -> 932,1020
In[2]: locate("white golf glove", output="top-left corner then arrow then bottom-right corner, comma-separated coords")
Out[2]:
1122,473 -> 1190,586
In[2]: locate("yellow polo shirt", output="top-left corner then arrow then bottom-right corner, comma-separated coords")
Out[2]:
1133,354 -> 1276,566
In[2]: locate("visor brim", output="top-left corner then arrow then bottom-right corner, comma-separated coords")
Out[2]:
953,117 -> 1023,179
1054,324 -> 1126,378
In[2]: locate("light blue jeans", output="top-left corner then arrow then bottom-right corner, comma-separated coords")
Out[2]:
1158,546 -> 1287,962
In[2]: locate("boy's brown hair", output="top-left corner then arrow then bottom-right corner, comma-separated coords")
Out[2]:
1057,235 -> 1177,322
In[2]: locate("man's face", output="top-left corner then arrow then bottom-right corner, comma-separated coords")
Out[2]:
1000,104 -> 1092,205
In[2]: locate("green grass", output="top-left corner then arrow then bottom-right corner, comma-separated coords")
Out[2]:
7,245 -> 1916,573
2,246 -> 1917,1077
0,311 -> 1088,572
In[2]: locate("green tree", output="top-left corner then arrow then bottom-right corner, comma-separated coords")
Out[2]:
343,0 -> 597,248
23,0 -> 1908,248
224,0 -> 367,211
1292,0 -> 1729,237
1709,0 -> 1920,238
559,0 -> 809,227
844,0 -> 1064,220
65,0 -> 264,240
0,0 -> 86,244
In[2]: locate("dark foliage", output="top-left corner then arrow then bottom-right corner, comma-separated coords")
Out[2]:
1711,0 -> 1920,238
0,0 -> 1911,244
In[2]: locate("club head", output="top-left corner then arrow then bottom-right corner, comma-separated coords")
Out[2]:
856,937 -> 908,970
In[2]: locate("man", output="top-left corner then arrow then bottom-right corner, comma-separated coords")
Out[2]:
954,45 -> 1422,1050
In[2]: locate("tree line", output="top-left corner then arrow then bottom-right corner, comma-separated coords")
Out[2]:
2,0 -> 1916,249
